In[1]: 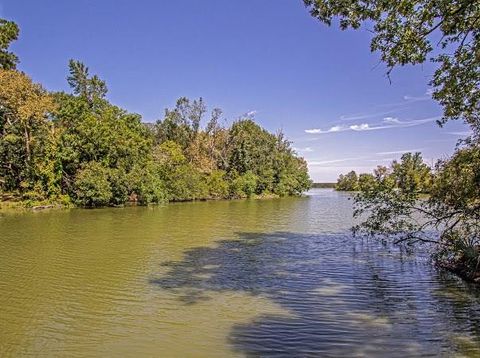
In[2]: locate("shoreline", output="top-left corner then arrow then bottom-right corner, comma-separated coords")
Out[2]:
0,192 -> 305,213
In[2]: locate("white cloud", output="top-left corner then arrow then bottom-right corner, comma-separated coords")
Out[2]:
304,129 -> 323,134
383,117 -> 401,124
350,123 -> 370,131
246,110 -> 257,116
304,116 -> 439,135
330,125 -> 344,132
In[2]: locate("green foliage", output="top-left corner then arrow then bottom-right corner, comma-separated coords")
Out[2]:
428,147 -> 480,278
154,97 -> 206,148
335,171 -> 359,191
67,60 -> 107,106
205,170 -> 229,199
0,69 -> 58,200
228,119 -> 273,177
74,162 -> 112,207
230,171 -> 258,198
227,120 -> 311,195
392,152 -> 433,193
153,141 -> 205,201
350,153 -> 433,241
358,173 -> 376,192
303,0 -> 480,136
430,146 -> 480,211
336,153 -> 433,193
0,18 -> 19,70
127,164 -> 166,204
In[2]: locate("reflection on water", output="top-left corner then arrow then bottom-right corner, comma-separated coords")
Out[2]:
152,231 -> 480,357
0,189 -> 479,357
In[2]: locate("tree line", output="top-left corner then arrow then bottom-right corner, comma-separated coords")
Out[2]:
0,19 -> 311,208
335,153 -> 432,193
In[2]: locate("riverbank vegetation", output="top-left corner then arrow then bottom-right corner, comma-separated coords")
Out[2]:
305,0 -> 479,281
336,150 -> 479,280
0,19 -> 311,208
335,153 -> 432,193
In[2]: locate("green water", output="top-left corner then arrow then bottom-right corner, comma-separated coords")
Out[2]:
1,189 -> 480,357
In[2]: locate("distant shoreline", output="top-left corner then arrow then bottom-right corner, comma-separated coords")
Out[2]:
311,183 -> 336,189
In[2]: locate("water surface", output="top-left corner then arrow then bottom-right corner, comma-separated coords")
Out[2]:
1,189 -> 480,357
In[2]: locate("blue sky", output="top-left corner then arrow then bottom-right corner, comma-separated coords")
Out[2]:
1,0 -> 469,181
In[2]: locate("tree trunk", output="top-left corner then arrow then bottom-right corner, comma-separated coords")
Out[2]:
24,124 -> 31,162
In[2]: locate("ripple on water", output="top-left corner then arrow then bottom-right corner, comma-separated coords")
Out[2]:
0,190 -> 479,357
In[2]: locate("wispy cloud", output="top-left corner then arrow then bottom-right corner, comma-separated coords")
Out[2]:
382,116 -> 401,124
365,158 -> 394,162
304,116 -> 439,135
308,157 -> 362,165
448,130 -> 473,136
305,125 -> 344,134
403,88 -> 434,101
293,147 -> 314,153
340,110 -> 395,121
246,110 -> 257,116
339,89 -> 433,121
403,95 -> 429,101
376,148 -> 423,155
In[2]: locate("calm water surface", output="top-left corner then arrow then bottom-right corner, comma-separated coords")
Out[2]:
1,189 -> 480,357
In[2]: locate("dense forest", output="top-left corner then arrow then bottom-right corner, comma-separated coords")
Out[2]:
0,19 -> 311,208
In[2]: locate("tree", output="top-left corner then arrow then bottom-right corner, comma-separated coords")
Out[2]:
205,170 -> 229,199
154,97 -> 206,148
358,173 -> 376,191
392,152 -> 433,193
229,170 -> 258,198
303,0 -> 480,135
67,60 -> 108,106
0,18 -> 19,70
228,119 -> 277,193
153,140 -> 206,201
335,171 -> 359,191
0,70 -> 57,198
74,162 -> 112,207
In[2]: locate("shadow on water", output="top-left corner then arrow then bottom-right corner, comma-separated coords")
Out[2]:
150,231 -> 480,357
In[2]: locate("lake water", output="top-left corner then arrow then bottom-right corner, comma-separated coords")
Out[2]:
1,189 -> 480,357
